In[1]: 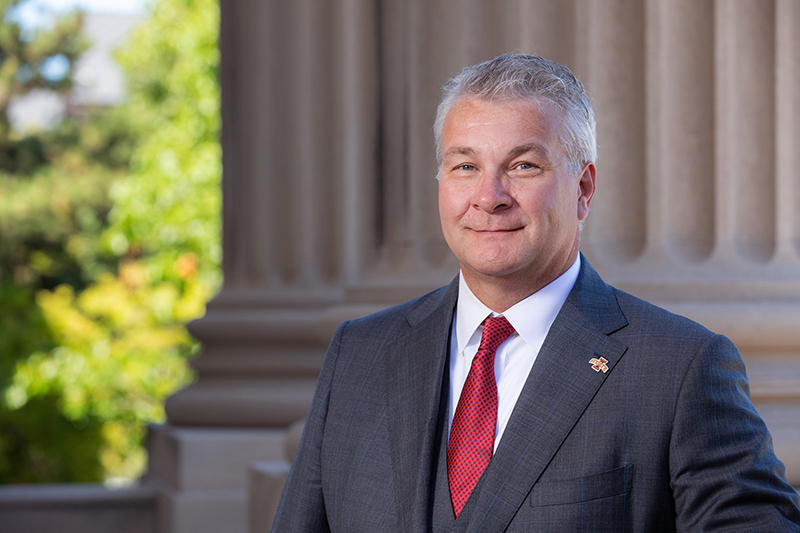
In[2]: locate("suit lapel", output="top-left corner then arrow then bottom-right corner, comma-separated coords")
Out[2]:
385,279 -> 458,533
464,258 -> 629,532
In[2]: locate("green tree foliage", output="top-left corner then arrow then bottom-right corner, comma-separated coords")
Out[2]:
0,0 -> 220,483
109,0 -> 221,290
0,1 -> 113,483
0,0 -> 87,158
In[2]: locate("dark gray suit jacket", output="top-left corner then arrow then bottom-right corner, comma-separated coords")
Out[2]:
272,258 -> 800,532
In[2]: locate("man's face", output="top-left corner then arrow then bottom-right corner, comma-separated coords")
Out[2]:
438,97 -> 595,297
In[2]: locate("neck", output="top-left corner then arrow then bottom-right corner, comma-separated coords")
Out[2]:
462,252 -> 579,313
462,276 -> 548,313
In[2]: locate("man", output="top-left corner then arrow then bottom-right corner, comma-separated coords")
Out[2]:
272,54 -> 800,532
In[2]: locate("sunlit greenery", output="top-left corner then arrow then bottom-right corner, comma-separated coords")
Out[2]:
0,0 -> 220,483
0,0 -> 87,144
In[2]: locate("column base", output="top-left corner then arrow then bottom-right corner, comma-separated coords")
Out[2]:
164,379 -> 316,427
248,462 -> 290,533
145,424 -> 292,533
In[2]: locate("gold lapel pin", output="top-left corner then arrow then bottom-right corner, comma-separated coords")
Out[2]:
589,357 -> 609,373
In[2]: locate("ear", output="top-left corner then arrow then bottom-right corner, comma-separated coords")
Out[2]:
576,162 -> 596,221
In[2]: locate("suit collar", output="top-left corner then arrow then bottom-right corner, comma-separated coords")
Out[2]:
461,256 -> 630,532
567,253 -> 629,335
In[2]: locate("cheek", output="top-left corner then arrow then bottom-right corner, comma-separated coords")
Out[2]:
438,183 -> 470,221
529,184 -> 573,219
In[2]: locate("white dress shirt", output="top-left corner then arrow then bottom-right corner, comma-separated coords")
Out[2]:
448,256 -> 581,451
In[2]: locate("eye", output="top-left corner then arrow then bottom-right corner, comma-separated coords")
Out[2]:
455,164 -> 476,171
512,162 -> 535,171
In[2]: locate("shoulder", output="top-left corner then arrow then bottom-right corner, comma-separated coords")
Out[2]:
605,286 -> 735,383
612,287 -> 716,340
337,280 -> 458,340
572,258 -> 731,380
572,256 -> 716,344
334,278 -> 458,350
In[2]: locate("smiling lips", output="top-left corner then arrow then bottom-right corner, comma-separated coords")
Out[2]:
469,227 -> 523,233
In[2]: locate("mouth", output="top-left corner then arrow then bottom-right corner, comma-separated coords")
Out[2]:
470,227 -> 523,234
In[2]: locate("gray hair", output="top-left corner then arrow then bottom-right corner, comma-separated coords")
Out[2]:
434,53 -> 596,172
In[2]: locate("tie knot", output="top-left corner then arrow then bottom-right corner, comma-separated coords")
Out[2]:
479,316 -> 515,354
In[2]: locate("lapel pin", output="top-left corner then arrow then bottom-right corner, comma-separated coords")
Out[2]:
589,357 -> 609,373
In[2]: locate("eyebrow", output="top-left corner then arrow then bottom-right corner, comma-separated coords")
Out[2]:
442,143 -> 550,161
442,146 -> 475,159
508,143 -> 549,160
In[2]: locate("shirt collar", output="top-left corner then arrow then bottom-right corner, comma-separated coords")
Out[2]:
455,255 -> 581,355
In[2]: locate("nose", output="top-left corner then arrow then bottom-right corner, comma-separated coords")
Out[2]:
473,173 -> 512,213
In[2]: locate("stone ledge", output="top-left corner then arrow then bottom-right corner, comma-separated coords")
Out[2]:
164,380 -> 316,427
152,482 -> 248,533
0,484 -> 157,533
192,297 -> 800,353
0,483 -> 154,504
146,424 -> 286,490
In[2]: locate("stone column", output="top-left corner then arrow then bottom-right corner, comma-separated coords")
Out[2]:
146,2 -> 384,532
147,1 -> 800,532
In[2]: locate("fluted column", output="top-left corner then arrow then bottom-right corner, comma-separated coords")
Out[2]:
581,0 -> 800,299
149,2 -> 383,532
776,0 -> 800,264
578,0 -> 800,321
166,0 -> 383,428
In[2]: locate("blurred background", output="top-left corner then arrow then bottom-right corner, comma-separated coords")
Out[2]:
0,0 -> 218,486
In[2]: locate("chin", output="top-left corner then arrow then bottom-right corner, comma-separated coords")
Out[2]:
467,261 -> 527,280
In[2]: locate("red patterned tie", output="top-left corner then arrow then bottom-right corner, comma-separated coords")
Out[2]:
447,315 -> 516,517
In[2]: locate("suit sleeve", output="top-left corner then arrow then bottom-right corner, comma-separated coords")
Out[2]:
270,321 -> 348,533
670,333 -> 800,531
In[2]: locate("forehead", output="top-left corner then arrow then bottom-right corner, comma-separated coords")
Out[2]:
441,97 -> 566,154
